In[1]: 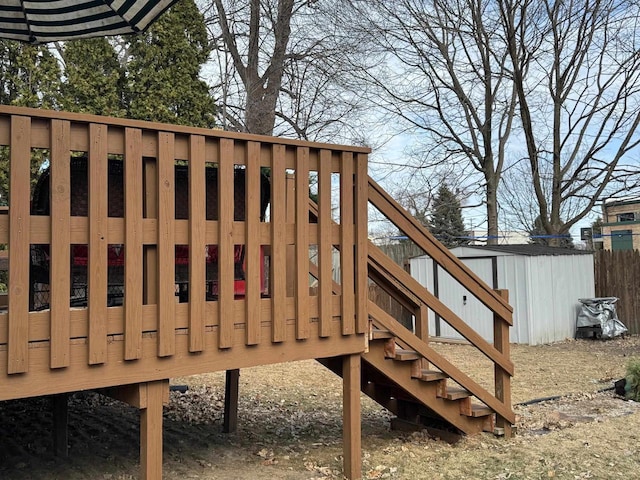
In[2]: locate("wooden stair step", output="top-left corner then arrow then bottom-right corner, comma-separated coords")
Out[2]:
371,328 -> 394,340
468,404 -> 493,417
441,387 -> 471,401
415,369 -> 448,382
393,349 -> 421,361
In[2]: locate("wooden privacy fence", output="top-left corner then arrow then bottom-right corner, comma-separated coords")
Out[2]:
0,105 -> 368,401
594,250 -> 640,335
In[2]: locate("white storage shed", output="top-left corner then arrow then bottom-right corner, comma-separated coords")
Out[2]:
409,245 -> 595,345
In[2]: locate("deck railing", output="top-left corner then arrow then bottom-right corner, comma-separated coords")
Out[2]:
367,178 -> 515,431
0,106 -> 368,400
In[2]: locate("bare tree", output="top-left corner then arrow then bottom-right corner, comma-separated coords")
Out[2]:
500,0 -> 640,245
345,0 -> 519,244
203,0 -> 365,140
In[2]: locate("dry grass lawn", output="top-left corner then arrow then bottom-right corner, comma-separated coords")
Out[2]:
0,337 -> 639,479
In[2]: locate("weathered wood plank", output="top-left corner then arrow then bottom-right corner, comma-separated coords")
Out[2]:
271,144 -> 286,343
355,153 -> 369,334
189,135 -> 206,352
8,115 -> 31,374
88,123 -> 108,365
295,147 -> 310,340
493,289 -> 512,437
49,119 -> 71,368
140,380 -> 165,480
245,141 -> 261,345
124,128 -> 144,360
157,132 -> 176,357
340,152 -> 355,336
318,150 -> 332,338
218,139 -> 234,349
343,353 -> 362,480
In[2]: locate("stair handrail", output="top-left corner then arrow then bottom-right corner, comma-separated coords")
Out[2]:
368,243 -> 513,374
368,177 -> 512,322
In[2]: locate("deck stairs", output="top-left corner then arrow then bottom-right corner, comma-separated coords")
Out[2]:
317,177 -> 515,437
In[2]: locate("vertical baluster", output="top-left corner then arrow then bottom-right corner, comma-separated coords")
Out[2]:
7,115 -> 31,374
188,135 -> 206,352
245,141 -> 261,345
125,128 -> 143,360
88,123 -> 108,365
271,145 -> 286,343
295,147 -> 309,340
50,119 -> 71,368
340,152 -> 355,336
355,153 -> 368,334
218,139 -> 234,349
157,132 -> 175,357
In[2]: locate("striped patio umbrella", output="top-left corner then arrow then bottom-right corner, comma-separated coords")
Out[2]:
0,0 -> 179,44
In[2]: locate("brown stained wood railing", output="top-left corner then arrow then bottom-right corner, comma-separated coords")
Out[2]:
8,115 -> 30,374
187,135 -> 206,353
218,138 -> 234,349
50,119 -> 71,368
125,127 -> 144,360
245,141 -> 262,346
318,149 -> 332,338
158,132 -> 176,357
295,147 -> 310,340
0,105 -> 367,398
367,176 -> 514,428
88,123 -> 108,365
339,152 -> 355,336
368,244 -> 513,375
368,177 -> 512,322
271,144 -> 287,343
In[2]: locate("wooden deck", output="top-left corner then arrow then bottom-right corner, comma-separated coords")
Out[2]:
0,105 -> 514,480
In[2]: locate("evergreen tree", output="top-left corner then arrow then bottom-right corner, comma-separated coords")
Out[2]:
590,217 -> 603,251
428,184 -> 469,248
529,216 -> 574,248
125,0 -> 215,128
0,41 -> 63,203
0,41 -> 62,109
60,38 -> 126,117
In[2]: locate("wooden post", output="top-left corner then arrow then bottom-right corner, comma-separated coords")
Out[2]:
343,354 -> 362,480
223,369 -> 240,433
493,289 -> 512,437
51,393 -> 69,457
140,381 -> 165,480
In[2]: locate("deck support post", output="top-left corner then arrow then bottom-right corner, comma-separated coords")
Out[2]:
51,393 -> 69,457
343,353 -> 362,480
140,380 -> 165,480
223,368 -> 240,433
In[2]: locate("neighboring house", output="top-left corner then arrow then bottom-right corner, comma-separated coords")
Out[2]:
601,197 -> 640,251
410,244 -> 595,345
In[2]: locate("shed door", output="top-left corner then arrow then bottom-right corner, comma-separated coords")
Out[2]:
435,257 -> 496,341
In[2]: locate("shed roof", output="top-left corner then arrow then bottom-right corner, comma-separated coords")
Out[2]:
452,244 -> 593,256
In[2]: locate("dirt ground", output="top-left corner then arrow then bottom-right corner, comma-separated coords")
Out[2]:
1,336 -> 639,480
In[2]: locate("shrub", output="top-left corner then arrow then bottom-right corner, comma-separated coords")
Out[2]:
625,358 -> 640,401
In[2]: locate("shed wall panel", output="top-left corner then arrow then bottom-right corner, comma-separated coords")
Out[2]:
410,249 -> 595,345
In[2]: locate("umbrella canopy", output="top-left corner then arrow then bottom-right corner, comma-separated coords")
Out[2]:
0,0 -> 179,44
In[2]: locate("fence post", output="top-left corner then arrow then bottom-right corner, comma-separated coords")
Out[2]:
493,288 -> 512,437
